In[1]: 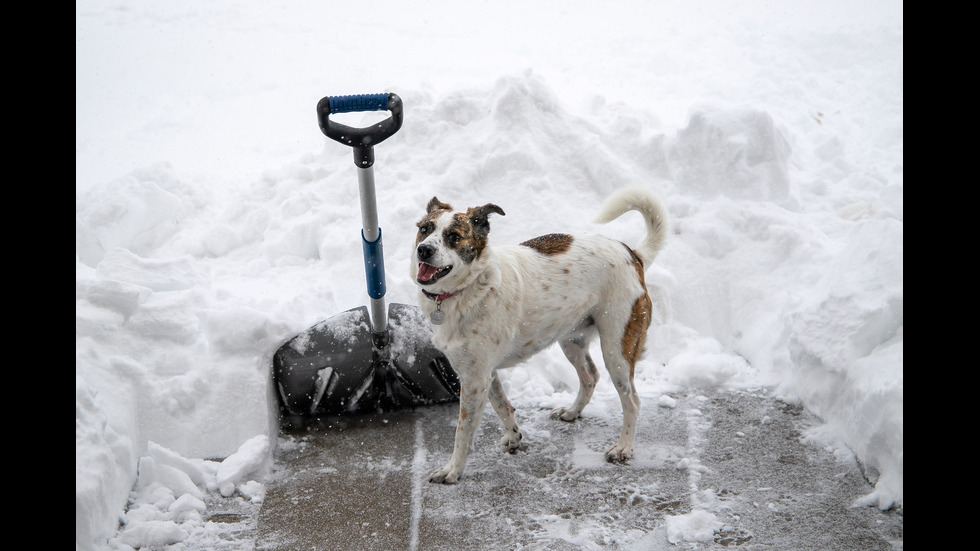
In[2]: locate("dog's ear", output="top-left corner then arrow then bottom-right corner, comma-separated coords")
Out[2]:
468,204 -> 505,237
427,197 -> 452,213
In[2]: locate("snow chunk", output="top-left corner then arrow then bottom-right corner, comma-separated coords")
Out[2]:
238,479 -> 267,504
147,441 -> 215,487
169,494 -> 207,522
216,435 -> 271,497
117,519 -> 188,548
666,509 -> 723,543
137,456 -> 204,500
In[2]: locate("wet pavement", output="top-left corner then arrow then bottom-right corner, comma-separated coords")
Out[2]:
249,389 -> 902,550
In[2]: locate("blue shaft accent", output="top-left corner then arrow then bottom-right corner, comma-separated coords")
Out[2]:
329,94 -> 389,114
361,228 -> 386,299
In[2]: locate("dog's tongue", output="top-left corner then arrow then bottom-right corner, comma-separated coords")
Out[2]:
417,263 -> 440,282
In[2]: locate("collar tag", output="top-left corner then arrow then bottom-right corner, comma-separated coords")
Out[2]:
430,302 -> 446,325
423,287 -> 461,325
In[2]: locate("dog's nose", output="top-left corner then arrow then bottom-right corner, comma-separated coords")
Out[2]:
417,243 -> 435,262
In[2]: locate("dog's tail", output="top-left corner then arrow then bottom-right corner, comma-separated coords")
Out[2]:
595,187 -> 668,266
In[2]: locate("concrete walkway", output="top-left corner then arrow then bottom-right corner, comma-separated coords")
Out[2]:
251,389 -> 902,550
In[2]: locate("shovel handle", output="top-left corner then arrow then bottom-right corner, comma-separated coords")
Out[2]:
317,92 -> 403,168
324,93 -> 390,113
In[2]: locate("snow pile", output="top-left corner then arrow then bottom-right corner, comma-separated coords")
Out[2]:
109,437 -> 269,549
76,1 -> 901,548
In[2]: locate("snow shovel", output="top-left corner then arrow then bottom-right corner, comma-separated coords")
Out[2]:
272,92 -> 458,426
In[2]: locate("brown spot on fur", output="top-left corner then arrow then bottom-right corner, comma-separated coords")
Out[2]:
443,203 -> 505,263
521,233 -> 574,255
622,242 -> 645,281
621,293 -> 652,375
620,243 -> 651,375
416,197 -> 453,245
427,197 -> 452,213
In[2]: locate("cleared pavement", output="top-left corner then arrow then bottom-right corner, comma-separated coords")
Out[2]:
250,389 -> 902,550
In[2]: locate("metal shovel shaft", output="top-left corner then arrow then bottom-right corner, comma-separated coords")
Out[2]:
357,165 -> 387,334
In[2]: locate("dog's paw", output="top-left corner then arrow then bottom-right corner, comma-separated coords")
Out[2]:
550,407 -> 580,423
498,431 -> 529,454
428,464 -> 462,484
605,444 -> 634,463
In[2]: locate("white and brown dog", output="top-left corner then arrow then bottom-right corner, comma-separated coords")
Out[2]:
411,187 -> 668,484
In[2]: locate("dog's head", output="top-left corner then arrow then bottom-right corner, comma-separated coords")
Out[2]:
412,197 -> 505,292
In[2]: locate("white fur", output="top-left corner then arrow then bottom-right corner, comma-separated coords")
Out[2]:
594,187 -> 668,265
412,188 -> 668,484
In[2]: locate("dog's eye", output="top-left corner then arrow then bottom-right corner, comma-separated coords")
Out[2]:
447,232 -> 461,246
418,223 -> 432,235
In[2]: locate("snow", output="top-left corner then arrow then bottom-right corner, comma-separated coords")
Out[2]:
76,1 -> 902,549
666,510 -> 724,544
107,436 -> 267,549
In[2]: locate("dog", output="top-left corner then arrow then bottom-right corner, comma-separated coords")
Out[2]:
411,187 -> 668,484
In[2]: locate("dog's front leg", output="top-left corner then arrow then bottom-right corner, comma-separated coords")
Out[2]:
429,370 -> 492,484
489,372 -> 528,454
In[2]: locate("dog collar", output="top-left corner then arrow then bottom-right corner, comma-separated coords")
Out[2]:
421,289 -> 459,302
421,288 -> 462,325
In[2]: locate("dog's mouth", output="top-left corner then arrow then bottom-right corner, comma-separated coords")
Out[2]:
417,262 -> 452,285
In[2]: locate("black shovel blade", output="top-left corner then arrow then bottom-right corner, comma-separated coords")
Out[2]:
272,303 -> 457,421
385,303 -> 460,404
273,306 -> 374,418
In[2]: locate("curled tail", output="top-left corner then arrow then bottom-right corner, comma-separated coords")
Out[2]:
595,187 -> 668,266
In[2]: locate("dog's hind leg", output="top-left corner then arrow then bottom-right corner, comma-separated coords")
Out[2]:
598,295 -> 650,463
551,332 -> 600,422
489,372 -> 528,453
599,343 -> 641,462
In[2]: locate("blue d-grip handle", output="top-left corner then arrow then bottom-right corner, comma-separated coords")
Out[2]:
317,92 -> 403,168
327,94 -> 389,114
362,229 -> 386,300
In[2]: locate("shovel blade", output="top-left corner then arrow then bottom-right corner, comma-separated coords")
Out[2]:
385,303 -> 459,404
273,303 -> 457,421
273,306 -> 375,417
